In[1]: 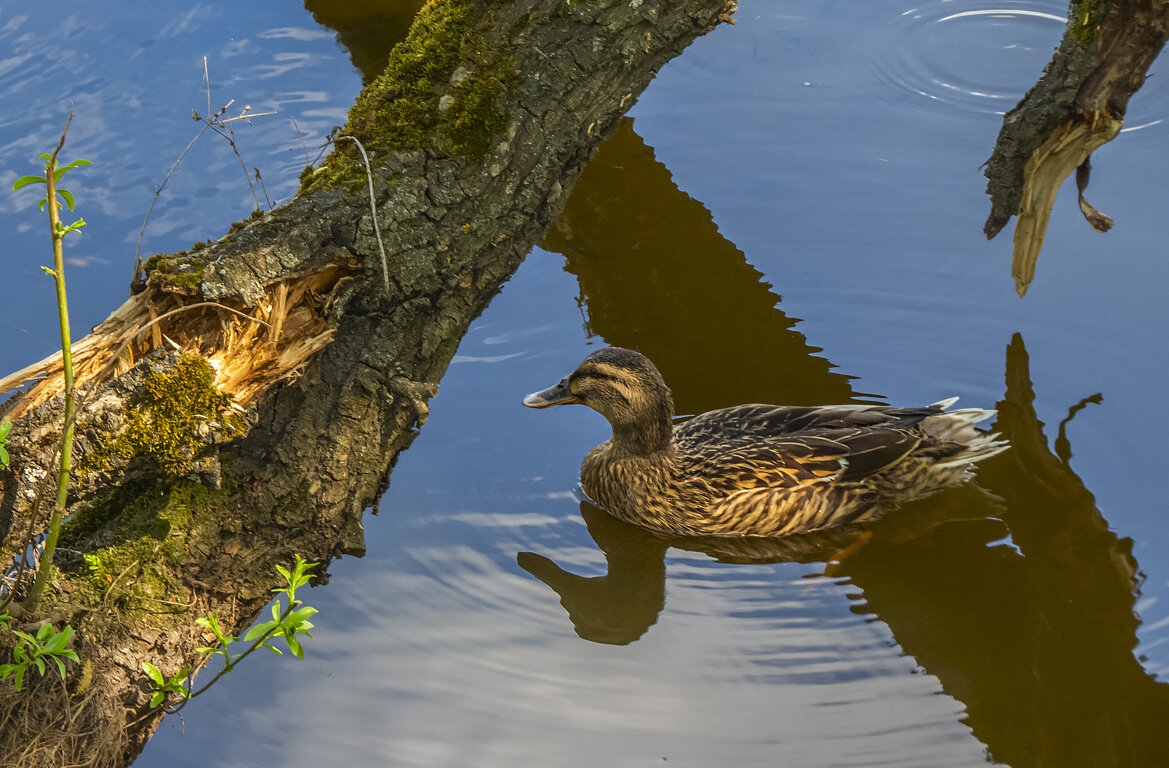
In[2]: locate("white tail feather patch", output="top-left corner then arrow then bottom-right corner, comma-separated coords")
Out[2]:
934,437 -> 1010,468
920,400 -> 1009,468
930,396 -> 960,410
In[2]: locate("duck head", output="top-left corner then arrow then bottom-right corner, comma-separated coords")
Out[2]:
523,347 -> 675,455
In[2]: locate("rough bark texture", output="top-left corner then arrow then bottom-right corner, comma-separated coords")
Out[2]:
982,0 -> 1169,295
0,0 -> 737,764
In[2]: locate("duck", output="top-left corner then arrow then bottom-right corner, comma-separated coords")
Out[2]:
523,346 -> 1008,537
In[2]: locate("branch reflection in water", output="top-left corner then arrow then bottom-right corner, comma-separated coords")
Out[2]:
535,119 -> 1169,767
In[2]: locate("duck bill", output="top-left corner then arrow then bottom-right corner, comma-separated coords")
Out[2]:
523,379 -> 580,408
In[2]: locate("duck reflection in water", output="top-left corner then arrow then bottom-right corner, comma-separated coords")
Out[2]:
518,335 -> 1169,768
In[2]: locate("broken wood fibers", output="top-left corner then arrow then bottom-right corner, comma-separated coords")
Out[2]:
0,266 -> 346,420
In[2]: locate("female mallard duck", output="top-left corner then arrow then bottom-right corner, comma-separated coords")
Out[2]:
523,347 -> 1008,537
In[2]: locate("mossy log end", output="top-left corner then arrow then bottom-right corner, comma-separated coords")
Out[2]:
0,0 -> 737,764
981,0 -> 1169,296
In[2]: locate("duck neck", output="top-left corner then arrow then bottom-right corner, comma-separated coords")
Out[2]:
609,399 -> 675,457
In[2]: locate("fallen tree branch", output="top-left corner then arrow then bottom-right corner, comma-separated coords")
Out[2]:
0,0 -> 737,764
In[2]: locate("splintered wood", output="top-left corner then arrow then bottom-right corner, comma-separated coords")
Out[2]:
1010,114 -> 1121,297
0,265 -> 349,420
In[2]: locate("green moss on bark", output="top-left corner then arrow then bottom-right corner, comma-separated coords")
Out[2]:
58,478 -> 224,622
80,355 -> 242,478
301,0 -> 517,194
1070,0 -> 1103,47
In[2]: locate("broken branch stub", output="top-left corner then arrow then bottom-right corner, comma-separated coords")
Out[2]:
982,0 -> 1169,295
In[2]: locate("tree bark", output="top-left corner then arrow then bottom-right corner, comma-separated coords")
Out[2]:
982,0 -> 1169,296
0,0 -> 737,764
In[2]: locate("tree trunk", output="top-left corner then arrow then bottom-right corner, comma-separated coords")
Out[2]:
982,0 -> 1169,296
0,1 -> 737,764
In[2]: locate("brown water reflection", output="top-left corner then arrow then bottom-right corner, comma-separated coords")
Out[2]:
531,122 -> 1169,767
304,0 -> 425,83
543,119 -> 860,415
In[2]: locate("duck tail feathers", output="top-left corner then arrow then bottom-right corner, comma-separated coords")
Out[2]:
920,402 -> 1009,467
934,434 -> 1010,468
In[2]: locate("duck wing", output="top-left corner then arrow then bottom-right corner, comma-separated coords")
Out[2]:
676,403 -> 940,445
679,427 -> 926,536
679,435 -> 853,496
681,424 -> 924,494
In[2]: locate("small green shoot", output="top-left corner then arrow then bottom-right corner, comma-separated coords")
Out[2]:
244,555 -> 318,658
13,155 -> 92,212
13,112 -> 90,613
0,622 -> 80,692
0,420 -> 11,469
143,556 -> 318,711
142,662 -> 190,709
194,613 -> 238,659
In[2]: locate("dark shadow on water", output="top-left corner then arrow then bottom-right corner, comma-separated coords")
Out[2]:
541,118 -> 863,416
304,0 -> 425,84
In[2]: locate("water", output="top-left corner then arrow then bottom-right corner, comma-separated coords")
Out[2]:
2,1 -> 1168,766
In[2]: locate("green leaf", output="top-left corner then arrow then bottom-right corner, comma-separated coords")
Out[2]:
149,691 -> 165,709
33,658 -> 45,676
51,656 -> 67,680
0,445 -> 9,468
264,645 -> 283,656
46,624 -> 73,651
0,421 -> 11,438
244,620 -> 278,642
13,665 -> 25,692
37,152 -> 52,160
286,636 -> 304,660
52,158 -> 91,183
58,188 -> 75,211
12,175 -> 45,190
142,662 -> 165,686
60,217 -> 87,237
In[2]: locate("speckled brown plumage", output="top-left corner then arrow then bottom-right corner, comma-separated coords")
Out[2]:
524,347 -> 1008,537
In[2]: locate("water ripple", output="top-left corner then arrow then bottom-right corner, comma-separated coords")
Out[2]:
868,2 -> 1065,124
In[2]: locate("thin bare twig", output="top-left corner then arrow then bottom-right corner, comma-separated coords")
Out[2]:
254,167 -> 273,209
204,56 -> 211,126
132,57 -> 276,287
337,135 -> 390,294
290,117 -> 309,166
131,125 -> 209,284
99,559 -> 140,607
204,119 -> 259,212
